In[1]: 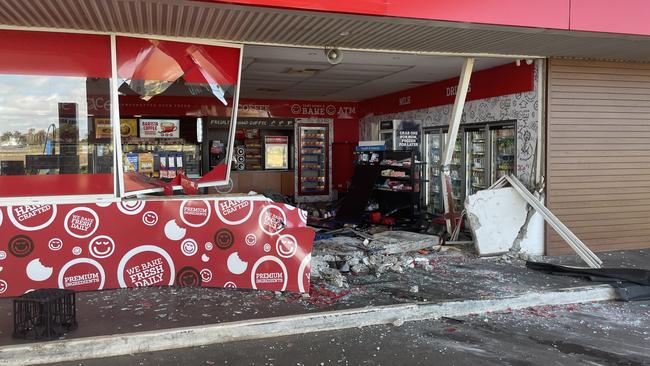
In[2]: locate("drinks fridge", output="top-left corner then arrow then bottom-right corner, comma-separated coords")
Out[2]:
465,128 -> 487,195
424,129 -> 463,214
423,121 -> 516,215
296,122 -> 331,198
490,126 -> 516,181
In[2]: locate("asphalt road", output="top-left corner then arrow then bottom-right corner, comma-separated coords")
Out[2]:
48,300 -> 650,366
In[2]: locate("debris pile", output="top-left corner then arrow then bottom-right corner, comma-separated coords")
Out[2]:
310,229 -> 446,287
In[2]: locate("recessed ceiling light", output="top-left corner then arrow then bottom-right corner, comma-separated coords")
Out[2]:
339,31 -> 350,37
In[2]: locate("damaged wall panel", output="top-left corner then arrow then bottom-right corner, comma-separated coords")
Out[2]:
547,58 -> 650,255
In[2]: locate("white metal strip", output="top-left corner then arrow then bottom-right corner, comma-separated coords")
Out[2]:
110,34 -> 124,198
504,175 -> 602,268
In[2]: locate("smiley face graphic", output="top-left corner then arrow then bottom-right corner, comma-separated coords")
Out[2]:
142,211 -> 158,226
200,269 -> 212,283
214,229 -> 234,250
276,235 -> 298,259
9,235 -> 34,257
175,267 -> 201,287
180,239 -> 198,256
88,236 -> 115,259
245,234 -> 257,246
48,238 -> 63,251
0,280 -> 7,294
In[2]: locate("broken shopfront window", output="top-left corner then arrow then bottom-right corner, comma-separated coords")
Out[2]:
116,36 -> 241,196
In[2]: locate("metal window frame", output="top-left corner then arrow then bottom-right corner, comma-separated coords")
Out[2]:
0,26 -> 244,204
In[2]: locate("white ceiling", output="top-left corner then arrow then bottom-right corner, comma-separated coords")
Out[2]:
240,45 -> 510,101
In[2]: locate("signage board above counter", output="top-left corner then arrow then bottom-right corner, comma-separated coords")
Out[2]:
139,118 -> 180,138
208,117 -> 296,129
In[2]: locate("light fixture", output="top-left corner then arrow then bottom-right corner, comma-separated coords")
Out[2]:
525,59 -> 534,65
324,46 -> 343,65
515,59 -> 521,67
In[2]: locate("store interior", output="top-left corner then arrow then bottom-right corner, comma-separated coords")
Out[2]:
0,35 -> 537,232
111,43 -> 534,231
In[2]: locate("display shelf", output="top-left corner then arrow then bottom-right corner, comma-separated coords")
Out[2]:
367,150 -> 424,220
297,124 -> 330,196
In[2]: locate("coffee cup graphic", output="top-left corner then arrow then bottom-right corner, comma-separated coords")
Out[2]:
160,122 -> 177,133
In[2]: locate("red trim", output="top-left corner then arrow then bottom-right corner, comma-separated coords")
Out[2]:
570,0 -> 650,36
0,174 -> 113,197
198,163 -> 228,183
194,0 -> 570,29
360,62 -> 534,116
0,30 -> 111,78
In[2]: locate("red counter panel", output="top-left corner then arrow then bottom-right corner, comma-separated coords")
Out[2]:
0,197 -> 314,297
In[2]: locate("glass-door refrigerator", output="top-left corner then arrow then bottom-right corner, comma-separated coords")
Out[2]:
424,130 -> 443,214
465,128 -> 487,195
490,125 -> 516,183
296,123 -> 330,196
438,131 -> 464,214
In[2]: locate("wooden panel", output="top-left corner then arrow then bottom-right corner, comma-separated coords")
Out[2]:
546,58 -> 650,255
281,171 -> 295,196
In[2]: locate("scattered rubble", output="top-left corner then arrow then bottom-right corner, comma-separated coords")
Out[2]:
310,229 -> 446,286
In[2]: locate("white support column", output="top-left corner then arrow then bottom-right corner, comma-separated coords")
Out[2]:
110,34 -> 125,198
441,57 -> 474,234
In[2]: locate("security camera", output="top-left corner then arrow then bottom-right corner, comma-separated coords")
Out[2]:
325,47 -> 343,65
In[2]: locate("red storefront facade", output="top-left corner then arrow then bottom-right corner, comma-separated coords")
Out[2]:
2,0 -> 650,297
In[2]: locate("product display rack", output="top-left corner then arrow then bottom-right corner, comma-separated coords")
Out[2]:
372,150 -> 426,219
297,124 -> 330,196
121,138 -> 200,179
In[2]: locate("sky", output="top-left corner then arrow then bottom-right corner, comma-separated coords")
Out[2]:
0,75 -> 92,139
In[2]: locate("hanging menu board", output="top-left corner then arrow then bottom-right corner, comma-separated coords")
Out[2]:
139,119 -> 180,138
